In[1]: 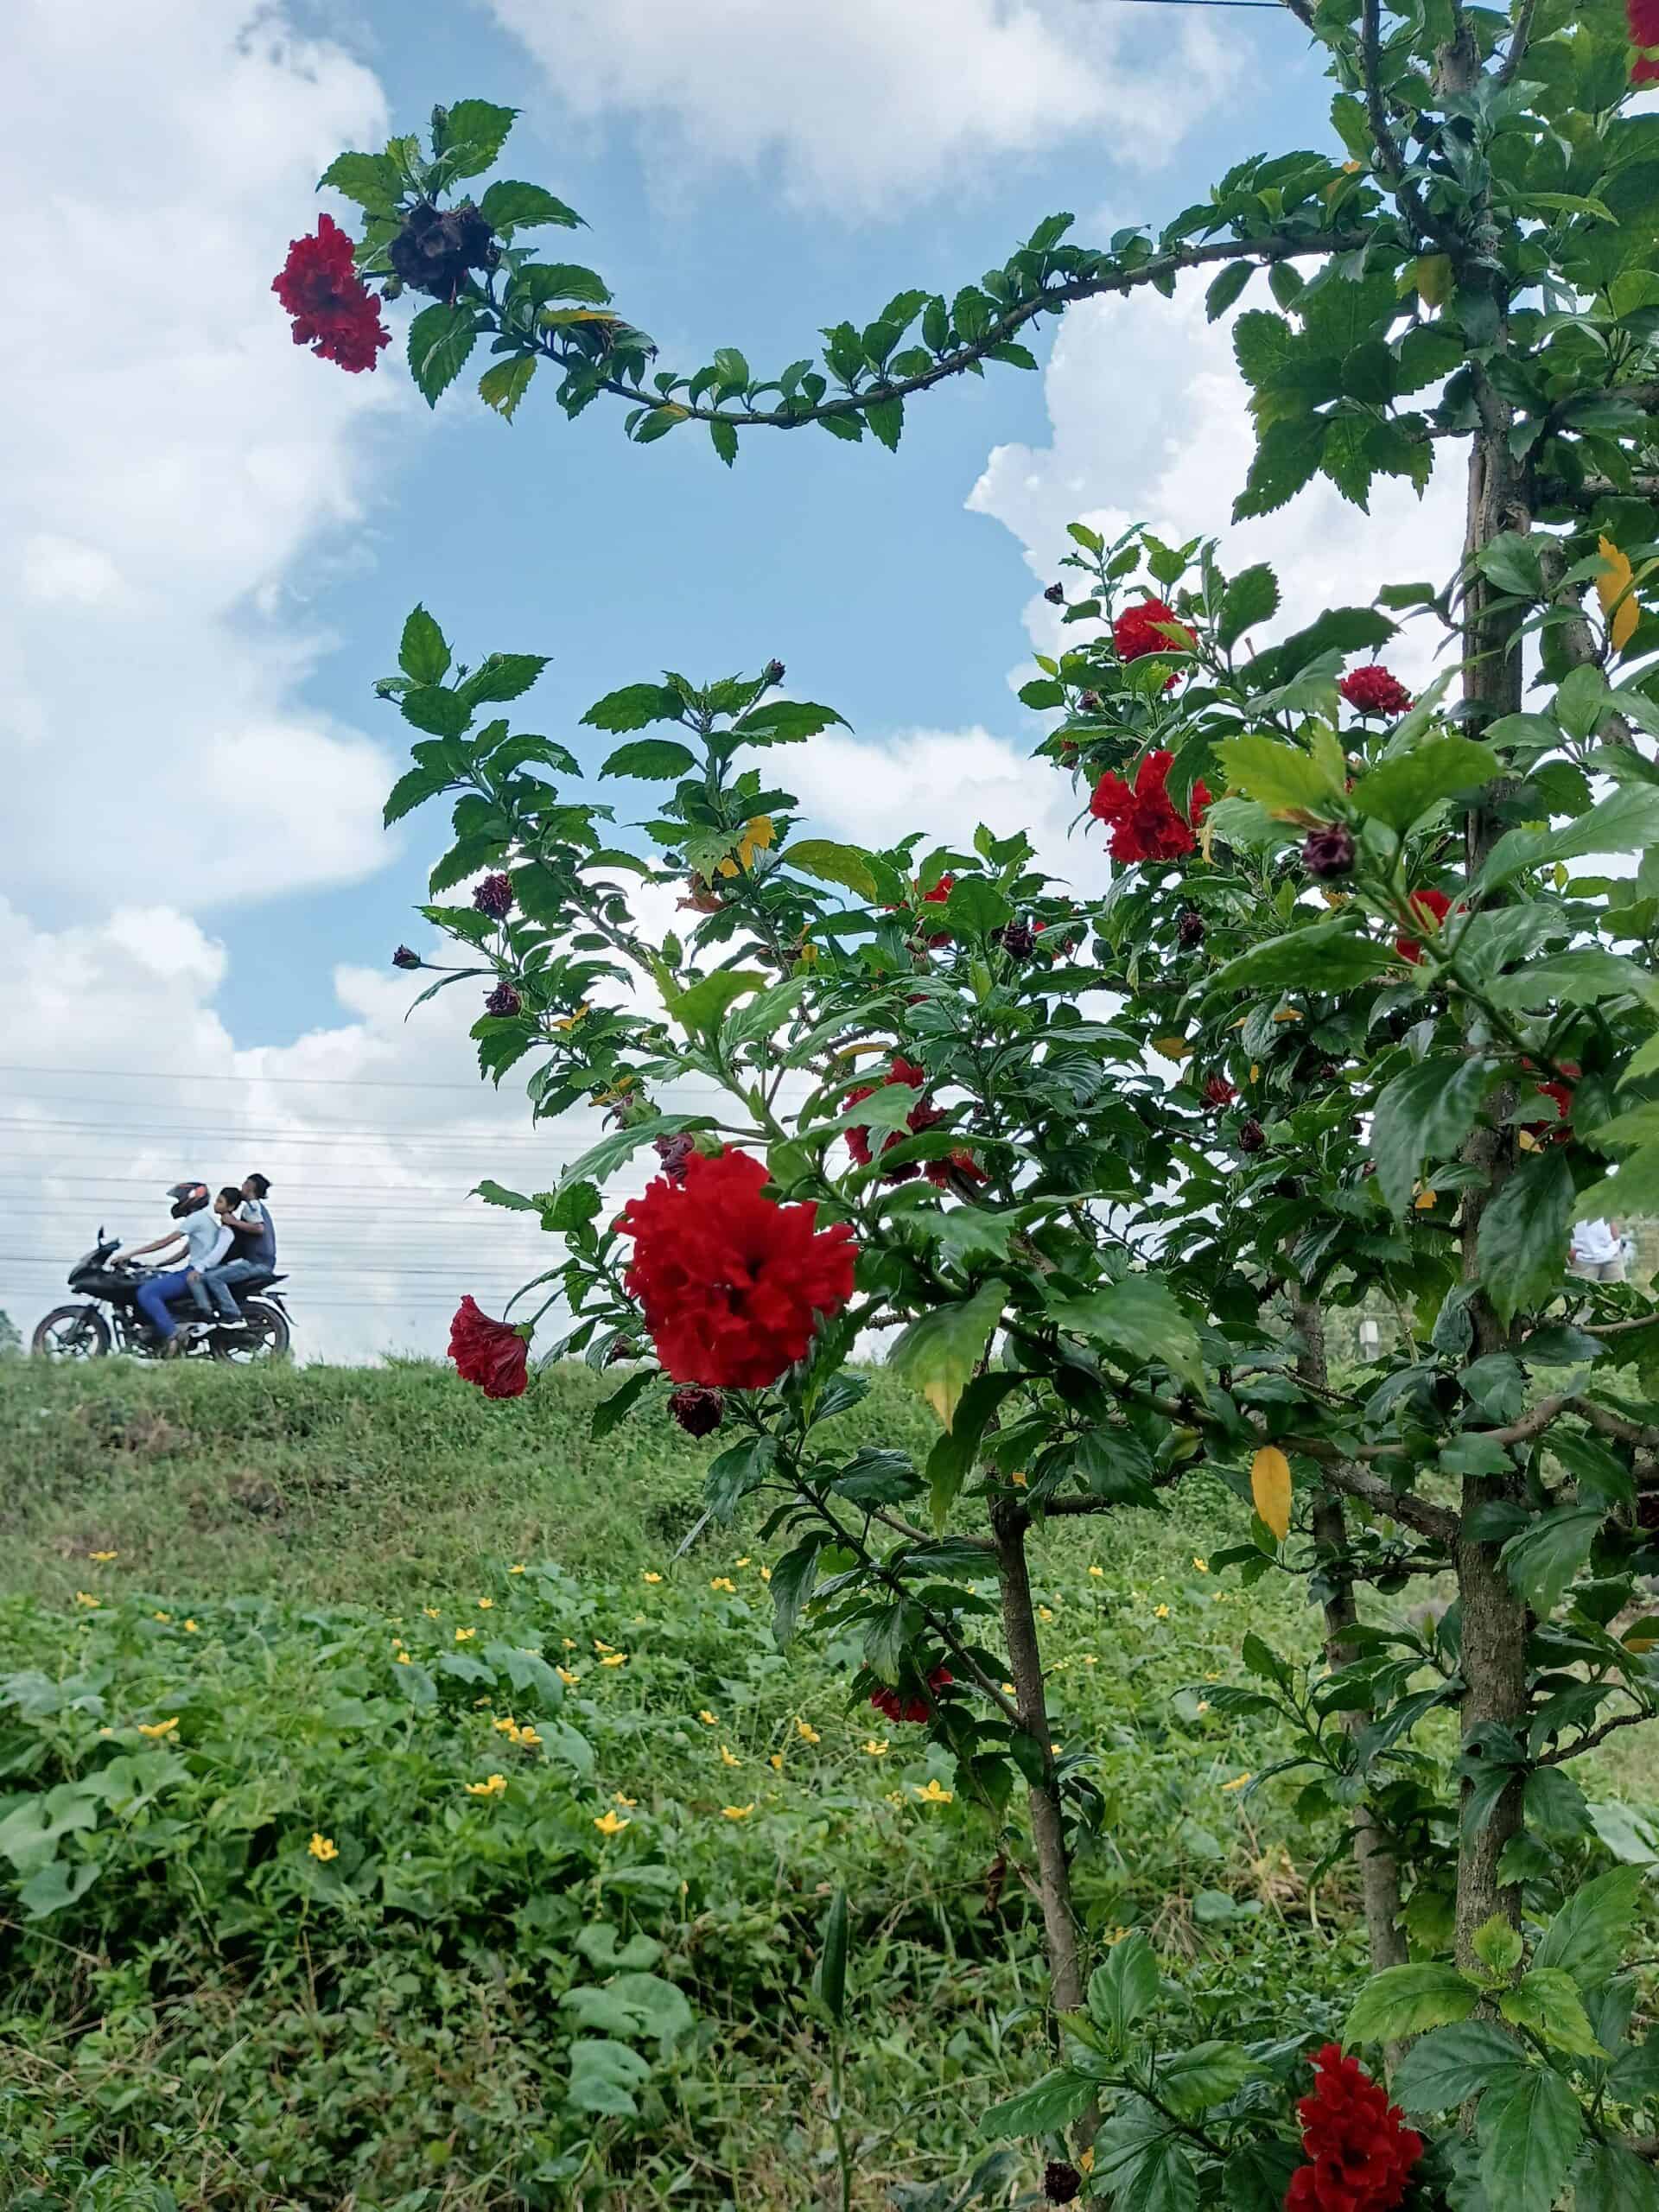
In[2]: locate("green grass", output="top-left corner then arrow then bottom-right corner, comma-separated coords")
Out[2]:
0,1358 -> 1643,2209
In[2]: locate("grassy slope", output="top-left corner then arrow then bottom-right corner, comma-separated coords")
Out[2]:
0,1359 -> 1645,2209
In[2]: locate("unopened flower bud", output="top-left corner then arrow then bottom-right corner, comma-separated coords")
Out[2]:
1045,2164 -> 1082,2206
473,871 -> 514,919
392,944 -> 422,970
1301,823 -> 1356,880
762,658 -> 785,686
1238,1117 -> 1266,1155
1176,909 -> 1206,950
1044,582 -> 1065,605
1077,690 -> 1102,712
484,981 -> 522,1018
668,1384 -> 723,1438
996,919 -> 1036,960
653,1133 -> 696,1182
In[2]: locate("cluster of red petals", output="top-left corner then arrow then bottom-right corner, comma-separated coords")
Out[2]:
1523,1061 -> 1580,1143
618,1147 -> 856,1390
272,214 -> 390,372
1338,664 -> 1414,717
1395,886 -> 1459,964
1090,750 -> 1212,865
1203,1074 -> 1238,1108
1285,2045 -> 1422,2212
845,1057 -> 985,1188
870,1666 -> 953,1724
448,1295 -> 531,1400
1113,597 -> 1197,687
922,874 -> 955,945
1630,0 -> 1659,78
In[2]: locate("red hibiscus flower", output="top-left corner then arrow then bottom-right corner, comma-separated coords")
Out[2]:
1203,1075 -> 1237,1108
922,874 -> 956,946
1090,750 -> 1212,865
272,214 -> 391,373
619,1148 -> 856,1390
1338,664 -> 1414,717
870,1666 -> 953,1724
1284,2045 -> 1421,2212
1114,597 -> 1198,679
846,1057 -> 938,1182
1635,52 -> 1659,81
1630,0 -> 1659,48
1395,887 -> 1456,964
448,1295 -> 531,1400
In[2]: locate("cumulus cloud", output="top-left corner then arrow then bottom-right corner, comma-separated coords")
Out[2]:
1,0 -> 405,908
487,0 -> 1236,213
969,277 -> 1468,687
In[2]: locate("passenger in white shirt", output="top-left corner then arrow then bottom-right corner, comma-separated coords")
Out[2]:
1570,1217 -> 1624,1284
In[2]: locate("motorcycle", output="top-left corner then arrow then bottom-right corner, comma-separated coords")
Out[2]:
31,1231 -> 293,1363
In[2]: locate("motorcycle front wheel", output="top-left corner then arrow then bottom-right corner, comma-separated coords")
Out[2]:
31,1305 -> 112,1359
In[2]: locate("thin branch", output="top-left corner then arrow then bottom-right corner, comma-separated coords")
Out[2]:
523,231 -> 1353,432
868,1503 -> 994,1551
1535,1707 -> 1656,1766
1360,0 -> 1445,245
1496,0 -> 1540,86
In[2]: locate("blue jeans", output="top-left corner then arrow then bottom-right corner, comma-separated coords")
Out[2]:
201,1255 -> 262,1319
136,1271 -> 195,1340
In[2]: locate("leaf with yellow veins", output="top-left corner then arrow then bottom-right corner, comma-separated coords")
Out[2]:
1250,1446 -> 1293,1542
1597,537 -> 1639,655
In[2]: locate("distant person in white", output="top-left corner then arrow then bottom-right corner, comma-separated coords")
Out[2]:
115,1180 -> 235,1351
200,1173 -> 276,1331
1570,1217 -> 1624,1284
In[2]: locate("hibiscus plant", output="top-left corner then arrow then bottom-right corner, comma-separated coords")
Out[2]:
301,0 -> 1659,2203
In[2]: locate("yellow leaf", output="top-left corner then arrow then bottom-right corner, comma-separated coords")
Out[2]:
1250,1446 -> 1292,1542
1597,536 -> 1639,654
1414,1187 -> 1439,1208
1153,1035 -> 1192,1061
1414,253 -> 1453,308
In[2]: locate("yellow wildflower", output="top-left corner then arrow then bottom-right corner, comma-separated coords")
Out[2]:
1082,1655 -> 1097,1667
698,1709 -> 719,1726
308,1833 -> 338,1862
563,1637 -> 577,1649
863,1738 -> 889,1757
89,1550 -> 118,1563
512,1725 -> 543,1748
594,1639 -> 615,1653
601,1653 -> 627,1668
182,1619 -> 199,1633
1205,1671 -> 1221,1682
454,1628 -> 476,1643
795,1718 -> 821,1745
1222,1772 -> 1251,1792
509,1564 -> 526,1575
396,1652 -> 412,1666
465,1774 -> 509,1798
614,1791 -> 638,1808
720,1744 -> 742,1767
769,1752 -> 785,1770
493,1715 -> 518,1734
557,1667 -> 581,1688
137,1718 -> 179,1739
1196,1700 -> 1211,1715
886,1789 -> 906,1807
760,1567 -> 772,1583
1193,1557 -> 1209,1573
73,1592 -> 99,1608
709,1576 -> 736,1594
152,1611 -> 172,1624
913,1779 -> 954,1806
594,1808 -> 631,1837
1038,1605 -> 1055,1624
1088,1565 -> 1104,1580
721,1803 -> 755,1821
1154,1604 -> 1171,1621
642,1572 -> 663,1585
477,1598 -> 494,1611
423,1607 -> 441,1619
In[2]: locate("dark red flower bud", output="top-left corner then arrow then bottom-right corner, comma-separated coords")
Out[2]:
1176,908 -> 1206,950
762,658 -> 785,686
1239,1118 -> 1267,1155
392,944 -> 422,970
997,919 -> 1036,959
1203,1074 -> 1237,1108
485,981 -> 523,1018
1044,582 -> 1065,605
1045,2164 -> 1083,2206
668,1384 -> 724,1438
473,871 -> 514,919
868,1664 -> 953,1725
1077,690 -> 1102,712
653,1133 -> 696,1182
387,199 -> 499,298
1058,742 -> 1080,765
448,1296 -> 530,1400
1301,823 -> 1356,880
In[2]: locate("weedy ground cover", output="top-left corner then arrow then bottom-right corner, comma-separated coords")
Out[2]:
0,1361 -> 1653,2209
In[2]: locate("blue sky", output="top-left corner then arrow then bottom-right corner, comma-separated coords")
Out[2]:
11,0 -> 1429,1356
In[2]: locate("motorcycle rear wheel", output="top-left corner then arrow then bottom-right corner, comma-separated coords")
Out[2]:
31,1305 -> 112,1359
209,1300 -> 290,1363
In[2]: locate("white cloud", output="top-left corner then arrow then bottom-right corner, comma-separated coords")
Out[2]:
487,0 -> 1236,213
969,278 -> 1468,688
1,0 -> 407,908
788,724 -> 1107,894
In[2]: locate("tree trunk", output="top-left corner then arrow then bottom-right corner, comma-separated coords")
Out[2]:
992,1499 -> 1086,2015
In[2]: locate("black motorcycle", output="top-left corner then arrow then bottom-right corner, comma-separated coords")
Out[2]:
31,1232 -> 293,1363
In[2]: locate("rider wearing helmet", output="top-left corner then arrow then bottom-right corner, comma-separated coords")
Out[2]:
114,1182 -> 235,1354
